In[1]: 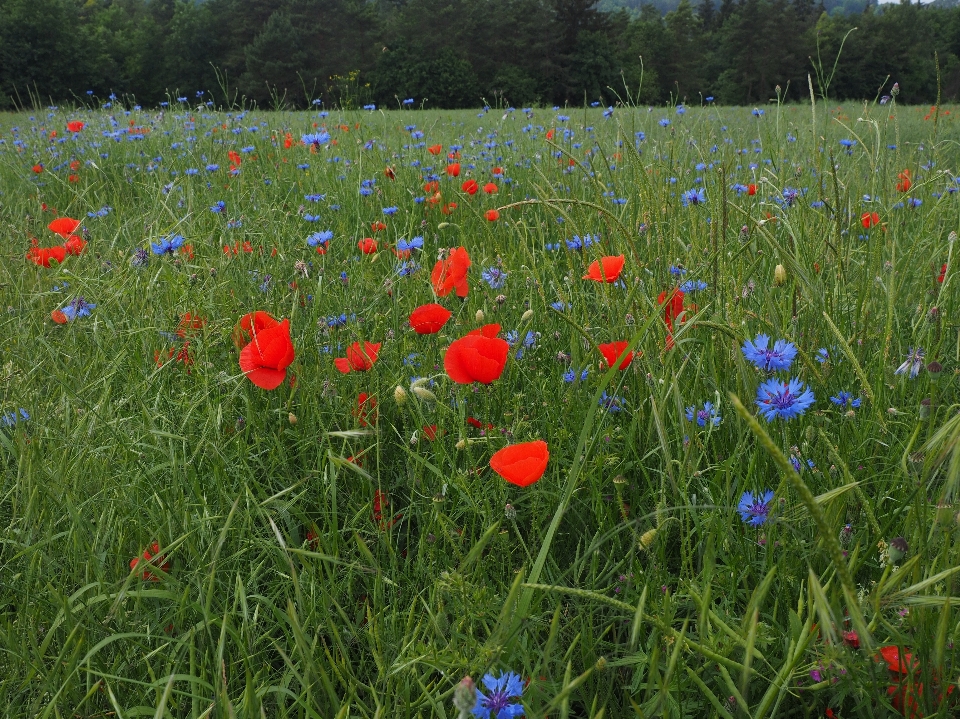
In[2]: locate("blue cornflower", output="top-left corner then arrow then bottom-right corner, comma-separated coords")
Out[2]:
829,391 -> 861,409
815,348 -> 830,364
482,267 -> 508,289
752,108 -> 765,117
658,118 -> 670,127
307,230 -> 333,248
297,163 -> 310,170
755,377 -> 815,421
603,107 -> 614,118
790,455 -> 802,473
205,164 -> 219,172
302,131 -> 330,146
839,139 -> 856,148
565,234 -> 596,250
685,402 -> 721,427
471,671 -> 524,719
402,98 -> 414,105
396,260 -> 419,276
599,392 -> 625,412
363,104 -> 376,111
895,347 -> 925,378
550,301 -> 570,312
305,193 -> 326,202
397,236 -> 424,252
741,334 -> 797,372
780,187 -> 802,207
0,408 -> 30,428
563,367 -> 589,383
210,200 -> 225,214
679,280 -> 708,293
681,188 -> 707,206
738,490 -> 774,525
61,297 -> 96,321
303,214 -> 320,222
383,206 -> 398,215
669,265 -> 687,276
150,234 -> 185,255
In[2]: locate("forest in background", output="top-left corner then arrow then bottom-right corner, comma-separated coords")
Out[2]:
3,0 -> 960,109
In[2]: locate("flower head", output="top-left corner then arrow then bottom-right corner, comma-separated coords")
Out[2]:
738,490 -> 774,526
755,377 -> 815,421
829,391 -> 861,409
471,670 -> 525,719
482,267 -> 508,289
685,402 -> 721,427
681,188 -> 707,206
742,334 -> 797,372
894,348 -> 924,378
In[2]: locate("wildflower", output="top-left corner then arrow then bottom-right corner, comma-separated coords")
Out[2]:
353,393 -> 378,427
237,312 -> 295,390
151,234 -> 186,255
482,267 -> 508,289
755,377 -> 815,421
598,341 -> 634,370
490,441 -> 549,487
27,245 -> 67,267
470,671 -> 525,718
334,341 -> 382,374
483,183 -> 498,194
829,391 -> 861,409
896,169 -> 912,192
462,179 -> 479,195
446,163 -> 461,177
815,348 -> 830,364
563,367 -> 589,383
738,490 -> 774,525
397,236 -> 424,253
130,541 -> 171,581
774,264 -> 787,286
431,246 -> 471,298
358,237 -> 378,254
307,230 -> 333,253
583,255 -> 625,283
681,188 -> 707,206
599,391 -> 625,412
444,324 -> 509,384
679,280 -> 707,293
48,217 -> 81,238
685,402 -> 721,426
210,200 -> 226,214
67,121 -> 84,133
409,303 -> 451,334
861,211 -> 880,228
741,334 -> 797,372
485,209 -> 500,222
302,131 -> 330,146
894,348 -> 925,378
0,408 -> 30,428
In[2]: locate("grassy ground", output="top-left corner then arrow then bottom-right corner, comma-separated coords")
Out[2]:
0,98 -> 959,718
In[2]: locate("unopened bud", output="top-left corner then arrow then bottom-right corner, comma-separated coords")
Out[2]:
521,309 -> 534,322
639,527 -> 658,550
891,82 -> 900,96
453,676 -> 477,715
504,503 -> 517,520
475,309 -> 484,323
288,413 -> 297,425
394,385 -> 408,404
949,231 -> 957,244
774,264 -> 787,286
889,536 -> 908,564
412,386 -> 437,402
455,439 -> 468,450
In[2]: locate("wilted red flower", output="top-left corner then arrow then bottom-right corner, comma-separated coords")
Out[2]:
842,630 -> 860,650
354,392 -> 378,426
937,263 -> 946,283
485,209 -> 500,222
467,416 -> 494,430
896,169 -> 912,192
358,237 -> 378,254
431,246 -> 471,298
446,162 -> 461,177
27,245 -> 67,267
238,313 -> 295,390
483,182 -> 498,194
48,217 -> 81,238
428,144 -> 443,155
370,221 -> 386,232
409,303 -> 452,334
130,541 -> 171,581
658,288 -> 685,331
384,166 -> 396,180
372,489 -> 401,530
861,211 -> 880,228
490,440 -> 549,487
63,235 -> 86,255
462,179 -> 479,195
176,312 -> 206,338
747,184 -> 757,195
444,324 -> 509,384
583,255 -> 625,283
334,341 -> 381,374
598,341 -> 634,370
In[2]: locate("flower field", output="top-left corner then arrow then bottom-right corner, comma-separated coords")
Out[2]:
1,99 -> 959,717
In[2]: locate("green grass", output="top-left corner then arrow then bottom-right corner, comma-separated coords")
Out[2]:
0,99 -> 959,717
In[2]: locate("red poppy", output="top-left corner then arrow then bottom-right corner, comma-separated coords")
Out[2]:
583,255 -> 625,283
747,184 -> 757,195
937,263 -> 947,283
354,392 -> 378,427
467,416 -> 495,430
462,179 -> 479,195
372,489 -> 401,530
492,167 -> 503,176
490,440 -> 549,487
63,235 -> 86,255
238,314 -> 295,390
483,182 -> 498,194
334,341 -> 381,374
658,288 -> 685,331
424,180 -> 440,193
546,129 -> 555,140
69,160 -> 80,171
422,424 -> 440,441
446,163 -> 461,177
896,169 -> 912,192
176,312 -> 206,338
409,303 -> 452,334
861,211 -> 880,228
371,221 -> 386,232
598,341 -> 634,370
51,309 -> 69,324
130,541 -> 171,581
431,246 -> 471,298
32,164 -> 43,174
842,630 -> 860,650
428,145 -> 443,155
444,324 -> 509,384
48,217 -> 81,238
441,202 -> 458,215
877,645 -> 956,718
68,174 -> 79,183
384,166 -> 396,180
485,209 -> 500,222
228,150 -> 242,167
27,245 -> 67,267
284,132 -> 293,149
358,237 -> 378,254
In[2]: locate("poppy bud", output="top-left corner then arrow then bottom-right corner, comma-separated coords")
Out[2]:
521,309 -> 533,322
455,439 -> 468,450
394,385 -> 408,404
475,309 -> 484,323
888,536 -> 908,564
504,503 -> 517,520
774,264 -> 787,286
891,82 -> 900,96
453,677 -> 477,715
288,413 -> 297,425
412,386 -> 437,402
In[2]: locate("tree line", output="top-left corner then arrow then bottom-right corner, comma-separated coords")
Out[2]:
2,0 -> 960,110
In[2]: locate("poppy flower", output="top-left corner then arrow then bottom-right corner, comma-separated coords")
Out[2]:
176,312 -> 206,338
431,246 -> 471,298
358,237 -> 378,254
462,179 -> 479,195
27,245 -> 67,267
583,255 -> 625,283
658,288 -> 685,331
428,145 -> 443,155
384,166 -> 395,180
371,221 -> 386,232
63,235 -> 86,255
546,129 -> 555,140
492,167 -> 503,176
485,209 -> 500,222
238,315 -> 295,390
48,217 -> 81,238
334,341 -> 381,374
877,645 -> 955,718
444,324 -> 509,384
372,489 -> 401,530
490,440 -> 549,487
467,416 -> 495,430
483,182 -> 498,194
747,184 -> 757,196
446,163 -> 460,177
441,202 -> 457,215
32,164 -> 43,174
409,303 -> 452,334
861,211 -> 880,228
598,341 -> 635,370
937,263 -> 947,283
422,424 -> 440,441
896,169 -> 912,192
68,174 -> 79,183
424,180 -> 440,193
353,393 -> 378,427
130,541 -> 171,581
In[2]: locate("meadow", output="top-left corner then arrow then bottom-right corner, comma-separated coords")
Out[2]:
0,96 -> 959,718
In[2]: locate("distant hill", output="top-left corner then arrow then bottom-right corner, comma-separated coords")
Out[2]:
596,0 -> 873,16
